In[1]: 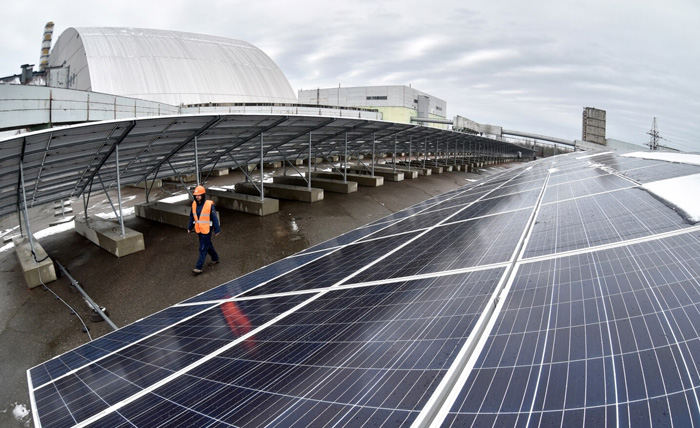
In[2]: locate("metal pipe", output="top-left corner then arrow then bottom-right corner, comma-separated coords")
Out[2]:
55,260 -> 118,331
115,144 -> 126,236
372,133 -> 375,177
308,132 -> 312,191
260,133 -> 265,199
96,173 -> 119,221
18,162 -> 35,254
344,132 -> 348,183
194,135 -> 200,186
424,137 -> 427,169
393,135 -> 397,173
409,116 -> 452,125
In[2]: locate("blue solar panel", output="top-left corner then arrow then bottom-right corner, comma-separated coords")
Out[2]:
28,151 -> 700,427
525,188 -> 690,258
443,232 -> 700,427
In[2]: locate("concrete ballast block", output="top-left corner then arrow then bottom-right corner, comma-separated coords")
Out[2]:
13,235 -> 57,288
74,217 -> 145,257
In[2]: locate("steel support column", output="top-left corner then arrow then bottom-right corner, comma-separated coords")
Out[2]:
372,133 -> 376,177
194,135 -> 200,186
115,143 -> 126,236
260,133 -> 265,199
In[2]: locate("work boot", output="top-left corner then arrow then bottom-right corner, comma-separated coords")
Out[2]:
209,259 -> 220,266
192,268 -> 202,275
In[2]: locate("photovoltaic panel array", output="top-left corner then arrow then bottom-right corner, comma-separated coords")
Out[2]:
28,150 -> 700,427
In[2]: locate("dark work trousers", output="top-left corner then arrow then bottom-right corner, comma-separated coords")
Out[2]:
196,232 -> 219,270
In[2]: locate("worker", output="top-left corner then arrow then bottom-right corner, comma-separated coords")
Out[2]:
187,185 -> 221,274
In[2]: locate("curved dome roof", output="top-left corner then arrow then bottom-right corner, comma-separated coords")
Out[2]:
48,27 -> 297,105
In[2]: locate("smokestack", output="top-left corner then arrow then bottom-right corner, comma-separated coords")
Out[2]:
39,22 -> 54,72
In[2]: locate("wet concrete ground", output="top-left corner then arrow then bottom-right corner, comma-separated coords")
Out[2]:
0,163 -> 515,427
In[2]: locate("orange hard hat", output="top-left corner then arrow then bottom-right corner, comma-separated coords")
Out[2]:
193,185 -> 206,196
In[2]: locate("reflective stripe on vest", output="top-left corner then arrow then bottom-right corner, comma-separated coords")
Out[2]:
192,200 -> 213,234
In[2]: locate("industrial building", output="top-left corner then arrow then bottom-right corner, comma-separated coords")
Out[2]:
298,85 -> 448,129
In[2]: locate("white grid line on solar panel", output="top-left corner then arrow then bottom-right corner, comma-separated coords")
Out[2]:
542,173 -> 635,205
179,263 -> 511,305
541,184 -> 636,207
28,302 -> 220,392
166,270 -> 503,427
620,163 -> 700,184
291,223 -> 394,258
523,187 -> 691,259
28,304 -> 218,386
411,166 -> 552,427
367,203 -> 537,243
350,211 -> 532,285
437,258 -> 615,428
418,189 -> 494,214
546,166 -> 610,185
521,224 -> 700,266
183,249 -> 338,304
29,295 -> 314,398
60,290 -> 331,428
449,189 -> 541,219
240,232 -> 423,297
356,206 -> 469,239
68,270 -> 503,427
440,235 -> 700,427
260,165 -> 538,295
479,179 -> 550,200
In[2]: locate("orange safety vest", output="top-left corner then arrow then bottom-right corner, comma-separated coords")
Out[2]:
192,200 -> 214,234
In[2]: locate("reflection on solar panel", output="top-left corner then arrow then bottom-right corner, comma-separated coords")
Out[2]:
28,151 -> 700,427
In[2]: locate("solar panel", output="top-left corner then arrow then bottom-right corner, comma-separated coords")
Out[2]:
28,150 -> 700,427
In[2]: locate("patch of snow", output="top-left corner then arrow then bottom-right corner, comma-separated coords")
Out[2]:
577,151 -> 612,160
642,173 -> 700,223
621,152 -> 700,166
548,168 -> 558,173
0,221 -> 76,253
95,207 -> 135,220
12,403 -> 30,422
465,179 -> 478,182
35,221 -> 76,239
159,193 -> 189,203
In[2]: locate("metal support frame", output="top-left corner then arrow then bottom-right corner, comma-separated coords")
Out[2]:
435,140 -> 439,167
392,134 -> 397,173
55,260 -> 118,331
166,160 -> 191,197
344,132 -> 348,183
307,132 -> 312,191
194,135 -> 200,186
18,162 -> 36,257
260,133 -> 265,199
229,156 -> 261,195
408,137 -> 412,173
114,143 -> 126,236
95,173 -> 121,223
423,137 -> 427,169
372,133 -> 376,177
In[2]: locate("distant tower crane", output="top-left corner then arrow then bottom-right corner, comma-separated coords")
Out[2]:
647,117 -> 660,151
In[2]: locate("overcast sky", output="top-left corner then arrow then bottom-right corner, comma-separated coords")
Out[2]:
2,0 -> 698,151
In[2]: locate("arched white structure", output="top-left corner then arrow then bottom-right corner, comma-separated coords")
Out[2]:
48,27 -> 297,106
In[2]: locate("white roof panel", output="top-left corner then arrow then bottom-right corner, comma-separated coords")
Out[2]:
48,27 -> 297,106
